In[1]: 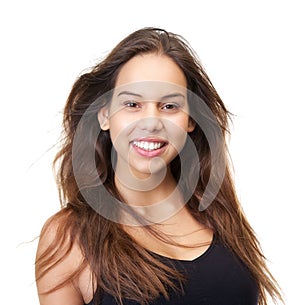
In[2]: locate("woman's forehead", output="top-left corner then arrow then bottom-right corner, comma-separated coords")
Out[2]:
115,53 -> 187,89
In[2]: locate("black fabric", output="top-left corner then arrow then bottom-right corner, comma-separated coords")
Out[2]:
86,237 -> 259,305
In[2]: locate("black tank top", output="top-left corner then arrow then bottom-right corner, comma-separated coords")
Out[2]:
86,236 -> 259,305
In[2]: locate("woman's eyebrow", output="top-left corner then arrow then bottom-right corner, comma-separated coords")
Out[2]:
117,91 -> 143,97
117,91 -> 186,101
160,93 -> 185,100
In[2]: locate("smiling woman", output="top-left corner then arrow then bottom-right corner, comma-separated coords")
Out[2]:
35,27 -> 284,305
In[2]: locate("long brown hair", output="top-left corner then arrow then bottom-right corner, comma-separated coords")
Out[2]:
35,27 -> 283,305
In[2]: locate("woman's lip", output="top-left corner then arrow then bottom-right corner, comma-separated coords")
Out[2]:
131,141 -> 168,158
132,137 -> 168,143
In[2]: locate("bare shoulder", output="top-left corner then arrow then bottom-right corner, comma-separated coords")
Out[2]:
36,210 -> 77,266
36,210 -> 94,305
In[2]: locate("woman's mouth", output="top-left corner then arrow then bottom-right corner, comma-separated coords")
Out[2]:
132,140 -> 166,151
131,139 -> 168,157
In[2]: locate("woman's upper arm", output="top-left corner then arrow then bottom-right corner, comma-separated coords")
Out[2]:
35,217 -> 85,305
36,283 -> 84,305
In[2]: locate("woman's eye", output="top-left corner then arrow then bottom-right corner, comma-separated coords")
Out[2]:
124,101 -> 139,108
162,103 -> 179,111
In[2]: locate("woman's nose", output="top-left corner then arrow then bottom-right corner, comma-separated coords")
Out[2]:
137,103 -> 163,132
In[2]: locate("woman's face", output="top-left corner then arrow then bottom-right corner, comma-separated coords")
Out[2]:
98,53 -> 194,182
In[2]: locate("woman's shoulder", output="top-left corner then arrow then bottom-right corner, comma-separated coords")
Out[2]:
39,207 -> 74,231
36,207 -> 85,278
38,207 -> 84,247
36,208 -> 93,304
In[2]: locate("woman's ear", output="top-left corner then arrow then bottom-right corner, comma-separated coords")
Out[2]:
187,118 -> 196,133
97,107 -> 110,130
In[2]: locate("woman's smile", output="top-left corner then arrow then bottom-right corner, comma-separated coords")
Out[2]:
131,138 -> 168,157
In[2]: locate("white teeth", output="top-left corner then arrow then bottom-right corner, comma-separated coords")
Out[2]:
133,141 -> 164,151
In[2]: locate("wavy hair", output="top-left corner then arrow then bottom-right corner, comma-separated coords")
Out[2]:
35,27 -> 283,305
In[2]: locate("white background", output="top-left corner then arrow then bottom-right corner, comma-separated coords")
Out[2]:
1,0 -> 299,304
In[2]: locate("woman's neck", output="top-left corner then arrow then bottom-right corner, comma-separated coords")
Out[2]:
114,166 -> 185,224
115,165 -> 177,205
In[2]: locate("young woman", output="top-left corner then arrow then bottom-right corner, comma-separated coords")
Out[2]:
35,27 -> 283,305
